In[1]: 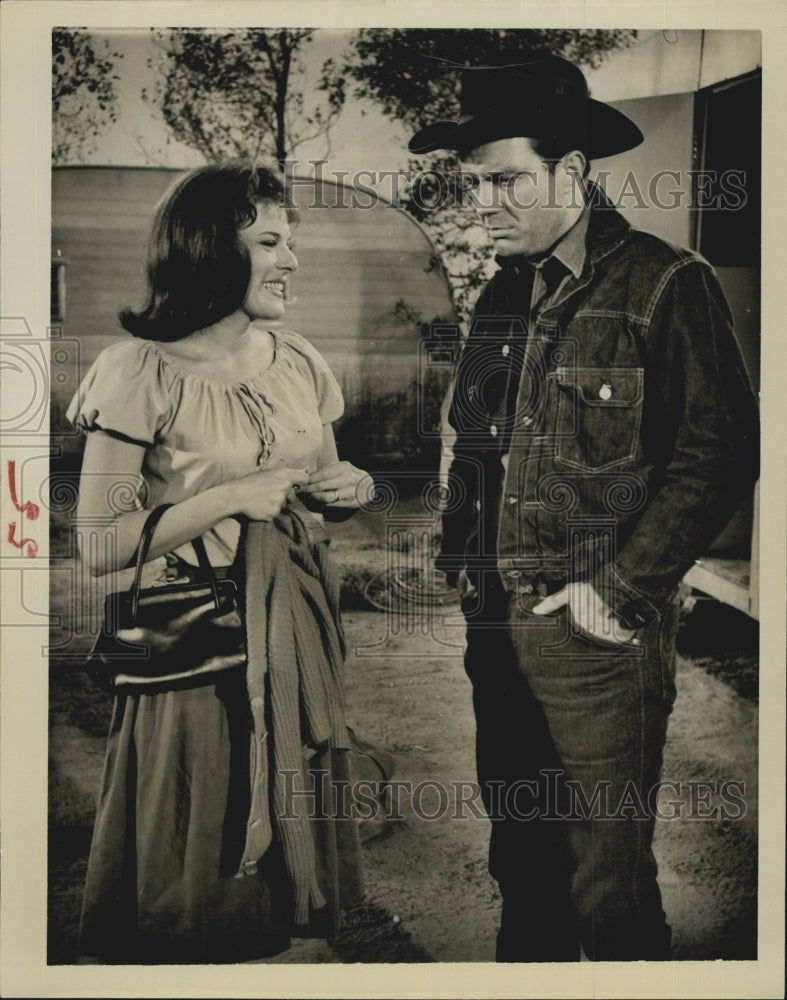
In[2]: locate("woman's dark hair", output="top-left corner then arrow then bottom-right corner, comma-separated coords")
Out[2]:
120,162 -> 298,342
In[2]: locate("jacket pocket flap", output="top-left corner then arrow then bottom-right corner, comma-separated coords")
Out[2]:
556,366 -> 644,406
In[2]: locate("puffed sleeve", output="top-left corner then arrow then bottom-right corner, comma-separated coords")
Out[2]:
65,339 -> 171,447
278,329 -> 344,423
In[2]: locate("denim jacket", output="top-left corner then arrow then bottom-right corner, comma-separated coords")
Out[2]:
437,187 -> 760,627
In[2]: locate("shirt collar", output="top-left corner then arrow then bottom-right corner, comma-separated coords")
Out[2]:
546,203 -> 590,280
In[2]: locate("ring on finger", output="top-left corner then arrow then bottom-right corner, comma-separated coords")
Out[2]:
328,488 -> 339,504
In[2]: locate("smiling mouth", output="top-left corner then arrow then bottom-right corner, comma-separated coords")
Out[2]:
263,281 -> 286,298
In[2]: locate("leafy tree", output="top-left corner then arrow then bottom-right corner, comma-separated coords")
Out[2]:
143,29 -> 345,166
345,29 -> 637,324
347,29 -> 636,130
52,29 -> 123,165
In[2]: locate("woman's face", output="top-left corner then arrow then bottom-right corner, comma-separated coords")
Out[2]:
238,202 -> 298,322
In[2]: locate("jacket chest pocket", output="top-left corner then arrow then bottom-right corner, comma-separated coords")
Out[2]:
553,366 -> 644,472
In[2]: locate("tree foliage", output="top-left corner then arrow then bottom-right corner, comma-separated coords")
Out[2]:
144,29 -> 345,166
344,29 -> 637,324
52,29 -> 123,165
347,29 -> 637,129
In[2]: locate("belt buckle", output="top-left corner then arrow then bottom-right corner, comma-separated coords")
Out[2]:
504,569 -> 555,598
508,570 -> 536,596
526,572 -> 554,598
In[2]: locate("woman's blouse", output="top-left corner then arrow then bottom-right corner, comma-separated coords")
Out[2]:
66,326 -> 344,566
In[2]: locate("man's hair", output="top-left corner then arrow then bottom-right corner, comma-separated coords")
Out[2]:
531,135 -> 591,178
458,134 -> 592,179
120,163 -> 298,342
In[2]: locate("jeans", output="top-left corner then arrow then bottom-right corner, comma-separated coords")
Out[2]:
462,579 -> 679,961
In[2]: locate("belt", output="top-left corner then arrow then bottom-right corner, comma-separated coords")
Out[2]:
163,552 -> 238,584
499,569 -> 567,597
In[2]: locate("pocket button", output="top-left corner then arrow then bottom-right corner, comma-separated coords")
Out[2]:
599,383 -> 613,400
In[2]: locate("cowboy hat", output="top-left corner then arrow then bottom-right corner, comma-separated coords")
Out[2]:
408,52 -> 643,160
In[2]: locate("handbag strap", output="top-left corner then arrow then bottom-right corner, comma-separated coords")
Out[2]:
128,504 -> 221,620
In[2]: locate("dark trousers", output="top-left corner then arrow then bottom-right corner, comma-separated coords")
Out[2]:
463,582 -> 678,962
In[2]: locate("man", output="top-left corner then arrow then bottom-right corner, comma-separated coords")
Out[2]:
409,53 -> 759,961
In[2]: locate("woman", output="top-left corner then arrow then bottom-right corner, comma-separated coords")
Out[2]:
68,163 -> 376,963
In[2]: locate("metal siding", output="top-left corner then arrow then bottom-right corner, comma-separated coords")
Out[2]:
51,168 -> 455,459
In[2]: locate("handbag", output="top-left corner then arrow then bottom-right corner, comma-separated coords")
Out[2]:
86,504 -> 246,692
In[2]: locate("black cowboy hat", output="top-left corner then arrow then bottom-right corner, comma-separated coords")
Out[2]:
408,52 -> 643,160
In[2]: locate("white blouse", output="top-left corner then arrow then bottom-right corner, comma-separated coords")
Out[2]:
67,326 -> 344,566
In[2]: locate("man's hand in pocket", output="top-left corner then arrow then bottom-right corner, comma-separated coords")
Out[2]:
533,580 -> 639,646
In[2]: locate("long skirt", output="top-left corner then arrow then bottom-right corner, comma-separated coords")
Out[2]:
77,666 -> 365,964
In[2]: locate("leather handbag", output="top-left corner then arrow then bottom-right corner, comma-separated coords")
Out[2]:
86,504 -> 246,692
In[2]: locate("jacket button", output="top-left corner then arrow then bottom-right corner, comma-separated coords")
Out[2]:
599,383 -> 613,400
506,495 -> 517,505
475,500 -> 482,512
489,424 -> 498,437
501,344 -> 510,357
521,416 -> 533,427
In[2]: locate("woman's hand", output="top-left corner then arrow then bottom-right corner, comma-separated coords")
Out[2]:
229,466 -> 310,521
299,461 -> 375,509
75,434 -> 309,575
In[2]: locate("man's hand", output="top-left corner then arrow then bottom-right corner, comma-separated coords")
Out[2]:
456,570 -> 479,601
532,580 -> 640,646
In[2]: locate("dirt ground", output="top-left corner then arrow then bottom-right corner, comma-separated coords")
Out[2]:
48,503 -> 758,964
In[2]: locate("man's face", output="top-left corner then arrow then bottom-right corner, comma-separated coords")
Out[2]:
461,137 -> 583,258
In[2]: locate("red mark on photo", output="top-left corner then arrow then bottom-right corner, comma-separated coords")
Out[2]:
7,522 -> 38,558
6,460 -> 40,557
7,460 -> 40,520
